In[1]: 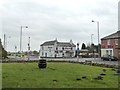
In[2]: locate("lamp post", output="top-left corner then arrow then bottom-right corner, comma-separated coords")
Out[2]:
91,34 -> 94,45
20,26 -> 28,58
92,20 -> 100,58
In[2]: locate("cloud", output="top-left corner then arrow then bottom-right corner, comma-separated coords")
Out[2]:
0,0 -> 118,51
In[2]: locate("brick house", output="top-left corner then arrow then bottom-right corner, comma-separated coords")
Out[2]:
101,31 -> 120,59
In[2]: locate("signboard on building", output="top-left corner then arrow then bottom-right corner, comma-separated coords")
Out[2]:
101,46 -> 113,48
65,48 -> 71,50
48,47 -> 52,48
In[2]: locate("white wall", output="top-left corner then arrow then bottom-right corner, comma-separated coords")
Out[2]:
101,48 -> 113,57
40,44 -> 76,58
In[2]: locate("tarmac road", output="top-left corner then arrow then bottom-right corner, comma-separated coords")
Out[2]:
7,56 -> 118,65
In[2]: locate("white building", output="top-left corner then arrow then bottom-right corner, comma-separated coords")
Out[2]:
40,39 -> 76,58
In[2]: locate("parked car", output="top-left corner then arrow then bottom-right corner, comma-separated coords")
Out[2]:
101,55 -> 118,61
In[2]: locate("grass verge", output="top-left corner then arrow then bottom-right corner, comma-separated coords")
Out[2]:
2,62 -> 119,88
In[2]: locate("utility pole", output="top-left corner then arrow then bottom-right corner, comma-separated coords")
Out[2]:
20,26 -> 28,59
15,46 -> 17,59
6,36 -> 11,51
3,34 -> 6,50
28,37 -> 30,61
20,26 -> 22,53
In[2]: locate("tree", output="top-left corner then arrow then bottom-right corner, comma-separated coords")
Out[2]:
0,39 -> 7,58
2,48 -> 7,58
86,43 -> 94,53
33,50 -> 39,55
81,43 -> 86,49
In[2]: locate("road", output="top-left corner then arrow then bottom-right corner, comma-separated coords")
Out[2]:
46,58 -> 118,66
7,56 -> 118,65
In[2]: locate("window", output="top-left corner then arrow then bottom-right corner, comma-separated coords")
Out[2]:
45,53 -> 47,57
106,50 -> 109,55
42,46 -> 44,50
107,40 -> 111,45
56,47 -> 58,50
62,53 -> 64,56
42,52 -> 44,56
115,40 -> 118,45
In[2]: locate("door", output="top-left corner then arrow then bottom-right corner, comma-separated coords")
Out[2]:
45,53 -> 47,57
110,50 -> 112,56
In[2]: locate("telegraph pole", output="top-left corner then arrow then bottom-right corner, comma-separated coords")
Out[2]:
20,26 -> 28,59
3,34 -> 6,49
15,46 -> 17,59
28,37 -> 30,61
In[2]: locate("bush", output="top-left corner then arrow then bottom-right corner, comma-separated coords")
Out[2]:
2,48 -> 7,59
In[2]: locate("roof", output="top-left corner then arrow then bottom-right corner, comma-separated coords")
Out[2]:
57,42 -> 76,47
40,40 -> 76,47
101,31 -> 120,40
40,40 -> 57,46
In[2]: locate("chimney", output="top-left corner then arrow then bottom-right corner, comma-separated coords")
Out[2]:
70,39 -> 73,45
54,38 -> 57,47
55,38 -> 57,42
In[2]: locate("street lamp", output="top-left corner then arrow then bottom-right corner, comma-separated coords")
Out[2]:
20,26 -> 28,55
91,34 -> 94,45
92,20 -> 100,58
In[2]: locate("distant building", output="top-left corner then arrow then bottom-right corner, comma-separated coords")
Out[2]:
40,39 -> 76,58
30,50 -> 39,55
101,31 -> 120,59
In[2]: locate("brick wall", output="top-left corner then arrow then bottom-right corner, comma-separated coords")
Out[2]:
101,38 -> 120,59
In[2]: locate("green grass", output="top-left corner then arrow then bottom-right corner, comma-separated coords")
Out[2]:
2,62 -> 119,88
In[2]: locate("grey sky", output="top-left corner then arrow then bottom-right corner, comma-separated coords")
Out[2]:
0,0 -> 119,52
